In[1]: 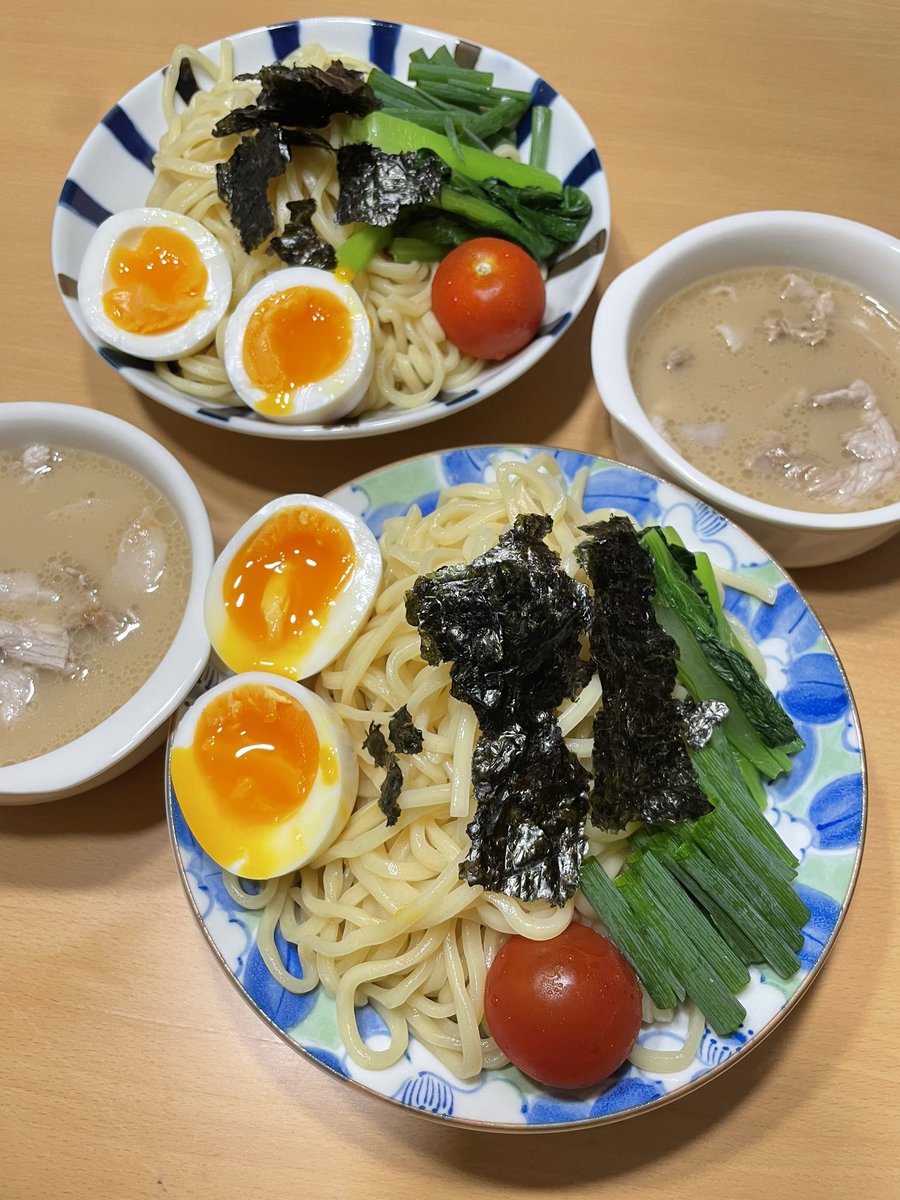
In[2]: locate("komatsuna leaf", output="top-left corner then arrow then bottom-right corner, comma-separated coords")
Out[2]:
216,125 -> 291,252
268,199 -> 337,268
335,144 -> 449,227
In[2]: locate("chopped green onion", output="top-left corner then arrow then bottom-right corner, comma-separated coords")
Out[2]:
389,237 -> 447,264
335,225 -> 391,275
529,106 -> 552,170
579,858 -> 683,1010
408,62 -> 495,87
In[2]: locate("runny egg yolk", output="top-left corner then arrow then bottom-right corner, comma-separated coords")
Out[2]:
170,683 -> 323,877
102,226 -> 208,335
242,287 -> 352,416
220,505 -> 355,678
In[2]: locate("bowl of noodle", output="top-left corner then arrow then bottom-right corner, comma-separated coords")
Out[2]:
52,18 -> 609,439
166,445 -> 864,1130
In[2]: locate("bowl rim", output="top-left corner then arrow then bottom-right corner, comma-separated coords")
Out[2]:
0,403 -> 213,798
165,442 -> 867,1132
591,208 -> 900,532
51,14 -> 611,442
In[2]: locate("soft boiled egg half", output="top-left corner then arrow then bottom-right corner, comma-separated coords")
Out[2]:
78,207 -> 232,360
170,672 -> 357,878
223,266 -> 374,423
205,494 -> 382,681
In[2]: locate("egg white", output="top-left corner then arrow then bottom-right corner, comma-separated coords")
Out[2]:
77,207 -> 232,361
222,267 -> 374,423
205,493 -> 383,681
170,670 -> 358,878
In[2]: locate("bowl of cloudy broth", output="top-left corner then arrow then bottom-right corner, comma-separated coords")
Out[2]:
592,211 -> 900,566
0,404 -> 212,804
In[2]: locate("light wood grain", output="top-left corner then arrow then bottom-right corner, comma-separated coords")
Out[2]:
1,1 -> 898,1196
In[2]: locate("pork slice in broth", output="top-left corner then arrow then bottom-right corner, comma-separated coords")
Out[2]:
0,619 -> 71,672
756,379 -> 900,505
111,509 -> 169,598
0,665 -> 35,726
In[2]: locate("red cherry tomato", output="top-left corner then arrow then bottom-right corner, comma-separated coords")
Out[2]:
484,923 -> 642,1089
430,237 -> 546,361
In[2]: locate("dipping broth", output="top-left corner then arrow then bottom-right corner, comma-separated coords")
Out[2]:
0,445 -> 191,765
630,267 -> 900,513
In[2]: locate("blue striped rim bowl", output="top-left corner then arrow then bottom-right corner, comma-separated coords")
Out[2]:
51,17 -> 609,441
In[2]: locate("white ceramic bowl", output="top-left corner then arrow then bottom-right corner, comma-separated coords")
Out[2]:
51,16 -> 610,441
0,403 -> 213,805
591,210 -> 900,567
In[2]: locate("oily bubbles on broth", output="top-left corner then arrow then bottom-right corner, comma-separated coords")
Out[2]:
630,266 -> 900,514
0,444 -> 191,767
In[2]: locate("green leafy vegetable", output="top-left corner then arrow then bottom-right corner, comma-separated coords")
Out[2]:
215,126 -> 291,252
430,174 -> 590,262
348,110 -> 563,192
529,106 -> 552,170
334,144 -> 449,227
639,527 -> 804,762
335,224 -> 392,274
268,199 -> 337,268
459,713 -> 591,906
575,516 -> 711,829
406,513 -> 591,732
580,727 -> 810,1035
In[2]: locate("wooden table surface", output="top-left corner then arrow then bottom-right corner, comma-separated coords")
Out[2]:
2,1 -> 898,1196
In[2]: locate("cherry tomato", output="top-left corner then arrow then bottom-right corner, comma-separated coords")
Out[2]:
484,923 -> 642,1089
430,237 -> 546,361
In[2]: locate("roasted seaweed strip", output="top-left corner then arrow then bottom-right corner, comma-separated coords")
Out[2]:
575,516 -> 710,830
363,707 -> 425,826
459,713 -> 590,906
406,513 -> 591,732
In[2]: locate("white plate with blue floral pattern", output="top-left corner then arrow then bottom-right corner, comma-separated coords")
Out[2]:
166,446 -> 865,1129
52,18 -> 609,440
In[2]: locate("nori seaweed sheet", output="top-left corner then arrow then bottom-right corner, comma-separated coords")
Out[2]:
363,722 -> 402,826
388,704 -> 423,755
576,516 -> 711,831
268,199 -> 337,268
335,145 -> 449,227
215,125 -> 291,252
363,707 -> 425,826
405,513 -> 592,733
459,713 -> 590,906
407,513 -> 593,905
213,61 -> 379,137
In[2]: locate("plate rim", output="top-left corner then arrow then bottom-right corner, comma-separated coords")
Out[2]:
165,443 -> 867,1131
52,16 -> 611,441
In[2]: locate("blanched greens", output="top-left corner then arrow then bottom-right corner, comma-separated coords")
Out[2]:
215,126 -> 291,253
